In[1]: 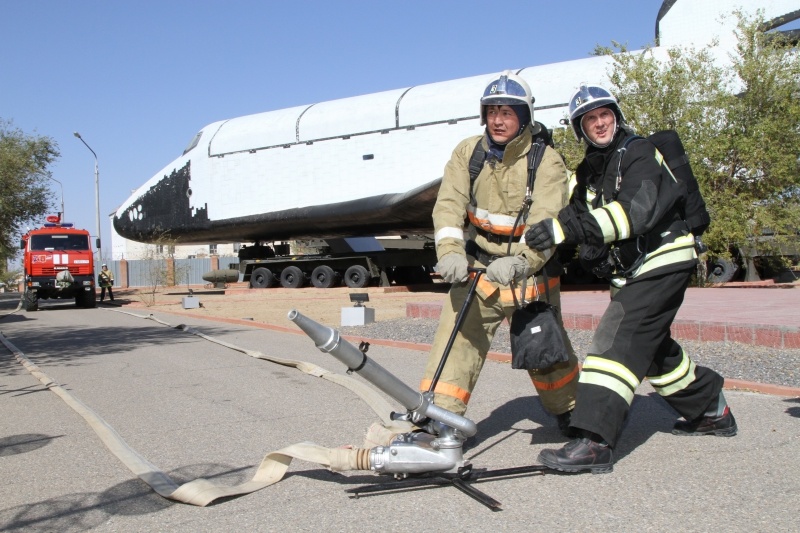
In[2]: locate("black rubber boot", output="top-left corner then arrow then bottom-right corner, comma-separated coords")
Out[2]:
538,437 -> 614,474
672,407 -> 738,437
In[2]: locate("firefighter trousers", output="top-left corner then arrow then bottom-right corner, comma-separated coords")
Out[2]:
419,278 -> 579,417
570,269 -> 724,447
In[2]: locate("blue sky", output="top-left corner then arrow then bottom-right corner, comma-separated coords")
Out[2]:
2,1 -> 664,252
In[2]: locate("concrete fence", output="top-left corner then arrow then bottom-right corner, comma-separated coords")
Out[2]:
104,256 -> 240,288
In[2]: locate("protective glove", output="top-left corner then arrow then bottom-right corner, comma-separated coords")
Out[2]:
436,253 -> 469,283
486,255 -> 531,286
525,218 -> 565,251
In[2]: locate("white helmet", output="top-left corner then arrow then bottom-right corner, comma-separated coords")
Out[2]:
568,84 -> 625,143
480,70 -> 534,126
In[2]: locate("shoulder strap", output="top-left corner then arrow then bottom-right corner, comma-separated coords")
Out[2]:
525,138 -> 546,197
468,140 -> 486,184
614,134 -> 645,197
506,138 -> 547,258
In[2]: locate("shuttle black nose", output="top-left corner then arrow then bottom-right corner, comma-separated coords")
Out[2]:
113,161 -> 209,243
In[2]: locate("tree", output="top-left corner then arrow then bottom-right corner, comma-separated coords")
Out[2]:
136,233 -> 183,306
0,120 -> 60,264
559,12 -> 800,271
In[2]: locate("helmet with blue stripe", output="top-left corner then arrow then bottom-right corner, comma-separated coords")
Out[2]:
480,70 -> 534,127
568,84 -> 626,143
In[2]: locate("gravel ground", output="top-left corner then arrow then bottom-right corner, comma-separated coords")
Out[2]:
342,318 -> 800,390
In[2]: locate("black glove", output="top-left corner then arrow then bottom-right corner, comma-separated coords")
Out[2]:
525,219 -> 562,251
557,208 -> 585,245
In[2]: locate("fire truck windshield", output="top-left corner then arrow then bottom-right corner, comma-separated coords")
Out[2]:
30,234 -> 90,251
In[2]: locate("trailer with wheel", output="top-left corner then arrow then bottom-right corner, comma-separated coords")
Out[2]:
239,236 -> 437,289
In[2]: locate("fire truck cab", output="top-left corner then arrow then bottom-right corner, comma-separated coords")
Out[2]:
20,215 -> 97,311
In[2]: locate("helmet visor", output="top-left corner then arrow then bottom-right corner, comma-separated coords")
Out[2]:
481,75 -> 529,106
569,85 -> 617,118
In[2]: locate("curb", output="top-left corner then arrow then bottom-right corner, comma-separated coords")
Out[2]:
150,308 -> 800,399
407,303 -> 800,350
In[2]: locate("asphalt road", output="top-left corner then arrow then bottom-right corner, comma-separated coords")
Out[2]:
1,301 -> 798,532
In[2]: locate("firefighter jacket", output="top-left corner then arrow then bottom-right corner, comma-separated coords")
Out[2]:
562,128 -> 697,286
98,269 -> 114,288
433,125 -> 570,300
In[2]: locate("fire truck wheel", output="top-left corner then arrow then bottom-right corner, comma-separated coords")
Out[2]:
23,291 -> 38,312
76,289 -> 96,308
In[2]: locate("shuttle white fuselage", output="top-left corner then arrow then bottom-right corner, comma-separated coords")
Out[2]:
113,0 -> 797,246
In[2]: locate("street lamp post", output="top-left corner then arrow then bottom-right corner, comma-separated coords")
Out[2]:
47,176 -> 65,220
73,132 -> 101,267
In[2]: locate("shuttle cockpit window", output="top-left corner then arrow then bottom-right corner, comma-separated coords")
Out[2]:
182,131 -> 203,155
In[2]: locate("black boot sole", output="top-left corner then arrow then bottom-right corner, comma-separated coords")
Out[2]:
537,452 -> 614,474
672,425 -> 738,437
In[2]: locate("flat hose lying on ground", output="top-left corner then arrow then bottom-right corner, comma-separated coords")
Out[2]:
0,295 -> 23,320
0,308 -> 411,506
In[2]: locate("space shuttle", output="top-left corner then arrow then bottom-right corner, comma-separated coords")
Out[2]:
113,0 -> 798,247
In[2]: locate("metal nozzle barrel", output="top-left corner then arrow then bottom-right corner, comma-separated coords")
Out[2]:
288,309 -> 477,437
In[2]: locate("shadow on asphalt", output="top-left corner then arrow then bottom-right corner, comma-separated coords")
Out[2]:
0,307 -> 255,377
785,397 -> 800,418
466,392 -> 679,464
0,433 -> 63,457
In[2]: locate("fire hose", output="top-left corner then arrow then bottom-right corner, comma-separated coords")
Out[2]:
2,274 -> 534,510
0,309 -> 416,506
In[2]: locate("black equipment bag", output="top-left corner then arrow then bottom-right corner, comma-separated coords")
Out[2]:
510,300 -> 570,369
509,268 -> 570,370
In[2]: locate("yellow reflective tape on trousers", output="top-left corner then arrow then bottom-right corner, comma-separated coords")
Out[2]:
583,356 -> 640,389
648,348 -> 691,387
579,372 -> 636,405
651,359 -> 698,397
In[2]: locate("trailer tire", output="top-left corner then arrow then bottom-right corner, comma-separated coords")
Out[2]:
280,266 -> 305,288
23,290 -> 38,312
344,265 -> 371,288
706,257 -> 739,284
250,267 -> 275,288
311,265 -> 338,289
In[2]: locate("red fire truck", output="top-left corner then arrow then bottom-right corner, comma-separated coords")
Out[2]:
20,215 -> 97,311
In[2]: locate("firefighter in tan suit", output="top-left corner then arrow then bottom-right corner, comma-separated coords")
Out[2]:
420,71 -> 579,435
